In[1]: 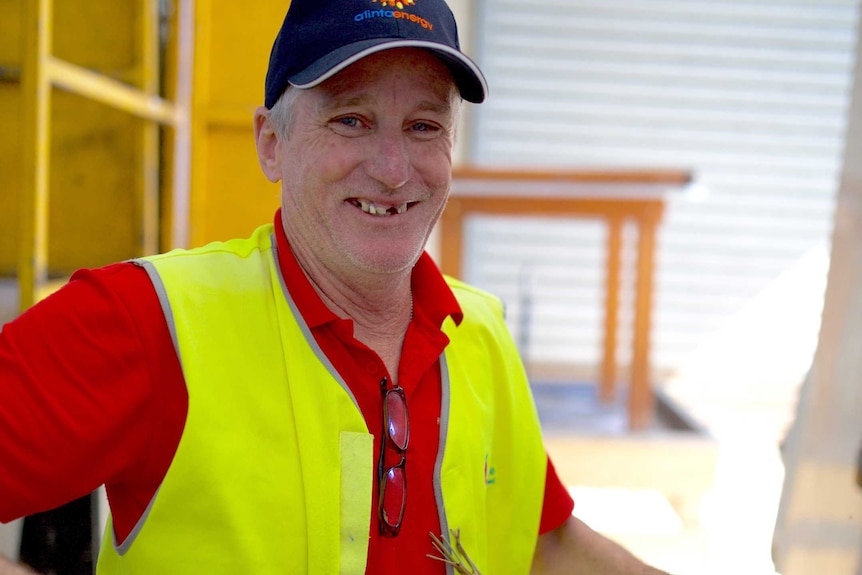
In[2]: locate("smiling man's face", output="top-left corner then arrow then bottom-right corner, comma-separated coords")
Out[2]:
271,47 -> 459,280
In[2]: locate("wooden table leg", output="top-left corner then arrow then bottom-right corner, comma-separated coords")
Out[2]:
601,217 -> 622,403
440,199 -> 463,278
629,208 -> 661,430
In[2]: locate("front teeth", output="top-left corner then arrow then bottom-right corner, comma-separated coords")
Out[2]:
355,199 -> 408,216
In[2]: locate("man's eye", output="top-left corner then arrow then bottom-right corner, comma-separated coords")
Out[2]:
337,117 -> 360,128
410,122 -> 439,133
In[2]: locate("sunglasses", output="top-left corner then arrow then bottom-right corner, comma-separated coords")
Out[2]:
378,377 -> 409,537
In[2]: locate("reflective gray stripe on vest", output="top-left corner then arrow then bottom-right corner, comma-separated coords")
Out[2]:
112,259 -> 178,555
271,235 -> 362,413
434,354 -> 454,575
113,487 -> 161,556
131,258 -> 181,361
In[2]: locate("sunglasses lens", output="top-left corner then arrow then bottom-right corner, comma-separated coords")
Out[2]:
385,390 -> 408,450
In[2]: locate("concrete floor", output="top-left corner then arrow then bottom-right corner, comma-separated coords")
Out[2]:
533,379 -> 785,575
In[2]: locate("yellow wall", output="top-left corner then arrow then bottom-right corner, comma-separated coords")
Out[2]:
186,1 -> 286,248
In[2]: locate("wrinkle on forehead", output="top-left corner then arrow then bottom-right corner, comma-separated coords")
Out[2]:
317,92 -> 455,118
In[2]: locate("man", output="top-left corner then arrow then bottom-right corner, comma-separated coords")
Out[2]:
0,1 -> 670,573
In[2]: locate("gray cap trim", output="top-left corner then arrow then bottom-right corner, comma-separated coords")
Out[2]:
289,40 -> 488,104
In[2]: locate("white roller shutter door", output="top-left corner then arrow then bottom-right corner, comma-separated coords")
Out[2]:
464,0 -> 860,386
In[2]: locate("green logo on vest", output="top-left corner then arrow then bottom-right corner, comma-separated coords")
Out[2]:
484,453 -> 496,485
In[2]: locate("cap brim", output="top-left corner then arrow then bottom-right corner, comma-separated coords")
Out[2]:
289,39 -> 487,103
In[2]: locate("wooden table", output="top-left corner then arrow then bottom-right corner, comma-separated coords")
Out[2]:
440,167 -> 692,431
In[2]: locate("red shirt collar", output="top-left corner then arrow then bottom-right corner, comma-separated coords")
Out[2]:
271,209 -> 463,331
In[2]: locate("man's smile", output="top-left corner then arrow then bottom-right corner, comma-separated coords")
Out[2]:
349,198 -> 416,216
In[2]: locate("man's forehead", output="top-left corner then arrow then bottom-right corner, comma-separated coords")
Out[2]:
311,50 -> 459,106
312,91 -> 456,119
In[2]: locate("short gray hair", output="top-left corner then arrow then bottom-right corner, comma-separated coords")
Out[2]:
268,86 -> 302,139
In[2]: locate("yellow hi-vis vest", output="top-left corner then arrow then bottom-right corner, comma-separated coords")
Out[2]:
96,224 -> 547,575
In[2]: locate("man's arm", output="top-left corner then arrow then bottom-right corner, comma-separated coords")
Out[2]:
0,265 -> 177,526
531,515 -> 671,575
0,556 -> 34,575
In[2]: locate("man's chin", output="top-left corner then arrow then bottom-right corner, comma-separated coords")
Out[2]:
347,248 -> 422,277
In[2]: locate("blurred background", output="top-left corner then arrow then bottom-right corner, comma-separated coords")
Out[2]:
1,0 -> 861,573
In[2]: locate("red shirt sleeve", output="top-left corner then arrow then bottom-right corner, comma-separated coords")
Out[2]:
539,456 -> 575,534
0,263 -> 186,541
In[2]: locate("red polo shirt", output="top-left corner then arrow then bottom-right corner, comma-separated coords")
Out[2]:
0,211 -> 573,572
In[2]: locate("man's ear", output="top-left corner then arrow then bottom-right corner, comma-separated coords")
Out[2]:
254,106 -> 282,183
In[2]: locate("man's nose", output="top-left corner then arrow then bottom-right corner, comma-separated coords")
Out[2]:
364,130 -> 411,190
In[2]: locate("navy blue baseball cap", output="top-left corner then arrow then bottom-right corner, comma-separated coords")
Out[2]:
264,0 -> 488,108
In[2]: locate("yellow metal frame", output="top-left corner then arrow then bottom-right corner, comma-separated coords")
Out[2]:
17,0 -> 193,310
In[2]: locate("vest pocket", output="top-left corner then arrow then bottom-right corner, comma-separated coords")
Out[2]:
339,431 -> 373,575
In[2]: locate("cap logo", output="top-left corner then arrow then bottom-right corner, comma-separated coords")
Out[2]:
374,0 -> 415,7
355,0 -> 433,30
